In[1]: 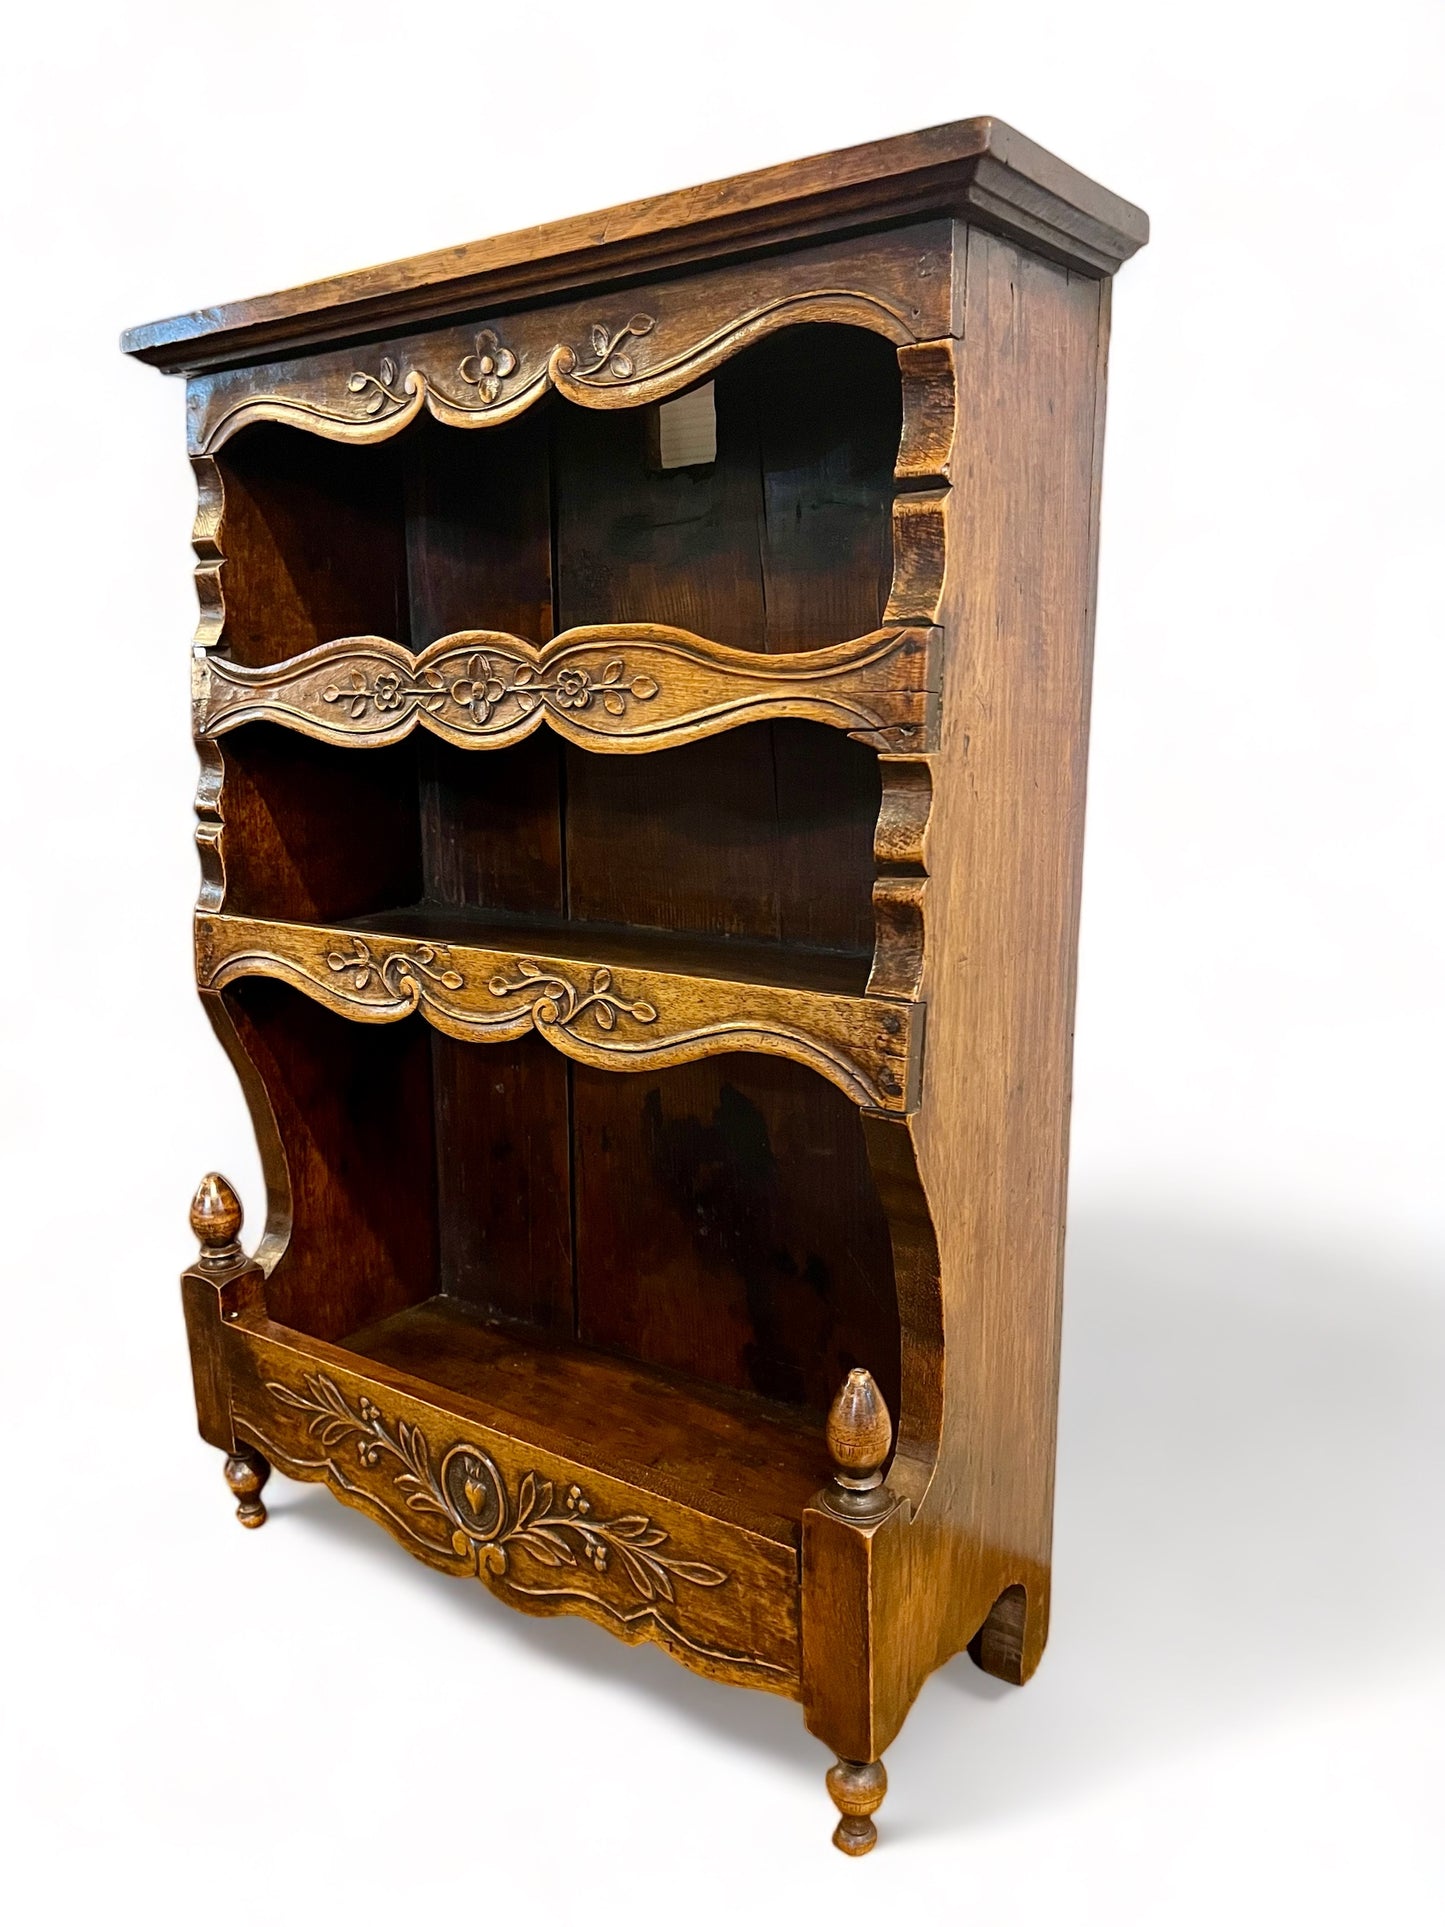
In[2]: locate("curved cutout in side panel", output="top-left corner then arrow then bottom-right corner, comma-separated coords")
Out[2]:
896,339 -> 959,487
860,1115 -> 944,1506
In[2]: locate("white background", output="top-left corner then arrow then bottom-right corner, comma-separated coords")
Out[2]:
3,2 -> 1442,1919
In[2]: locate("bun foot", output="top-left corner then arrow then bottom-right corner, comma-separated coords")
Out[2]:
223,1448 -> 271,1529
826,1757 -> 886,1855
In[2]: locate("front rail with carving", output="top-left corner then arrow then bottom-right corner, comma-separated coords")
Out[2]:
195,624 -> 939,754
185,224 -> 956,453
195,912 -> 921,1113
223,1322 -> 801,1692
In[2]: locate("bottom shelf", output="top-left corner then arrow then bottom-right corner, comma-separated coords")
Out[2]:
223,1294 -> 819,1691
340,1295 -> 830,1548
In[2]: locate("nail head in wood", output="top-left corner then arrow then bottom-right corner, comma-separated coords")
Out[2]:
190,1172 -> 244,1270
827,1757 -> 886,1855
823,1366 -> 894,1518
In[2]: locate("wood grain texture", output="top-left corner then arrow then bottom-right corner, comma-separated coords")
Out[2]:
123,119 -> 1146,370
800,229 -> 1115,1767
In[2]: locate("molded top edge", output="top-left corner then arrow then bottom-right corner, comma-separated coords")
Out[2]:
122,118 -> 1148,374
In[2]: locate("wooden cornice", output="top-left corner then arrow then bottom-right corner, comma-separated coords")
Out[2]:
121,117 -> 1148,373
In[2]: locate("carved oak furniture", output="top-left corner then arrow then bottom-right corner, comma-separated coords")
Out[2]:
125,118 -> 1146,1854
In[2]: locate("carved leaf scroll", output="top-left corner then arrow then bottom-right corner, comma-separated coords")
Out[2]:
265,1373 -> 727,1602
488,960 -> 658,1035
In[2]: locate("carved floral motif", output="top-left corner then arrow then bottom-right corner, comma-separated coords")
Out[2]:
341,314 -> 654,427
319,652 -> 660,729
488,960 -> 658,1035
456,328 -> 518,405
266,1373 -> 727,1602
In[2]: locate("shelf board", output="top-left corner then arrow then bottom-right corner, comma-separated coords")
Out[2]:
347,900 -> 872,998
340,1296 -> 828,1546
196,903 -> 919,1110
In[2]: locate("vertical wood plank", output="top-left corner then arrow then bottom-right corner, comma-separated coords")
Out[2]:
572,1055 -> 900,1416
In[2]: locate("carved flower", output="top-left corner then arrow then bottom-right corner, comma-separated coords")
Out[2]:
457,329 -> 518,405
449,652 -> 512,723
371,671 -> 405,711
552,666 -> 594,710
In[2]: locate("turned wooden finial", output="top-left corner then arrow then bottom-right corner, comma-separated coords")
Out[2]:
190,1172 -> 244,1270
824,1367 -> 894,1520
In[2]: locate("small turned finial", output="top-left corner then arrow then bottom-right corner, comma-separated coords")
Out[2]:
190,1172 -> 244,1271
824,1368 -> 894,1520
827,1757 -> 887,1856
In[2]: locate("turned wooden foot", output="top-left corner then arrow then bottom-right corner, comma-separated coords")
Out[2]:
223,1448 -> 271,1529
827,1757 -> 886,1856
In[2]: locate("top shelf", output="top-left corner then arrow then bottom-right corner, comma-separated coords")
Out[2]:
194,317 -> 950,679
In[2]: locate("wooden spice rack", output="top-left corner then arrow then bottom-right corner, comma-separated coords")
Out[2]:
126,117 -> 1147,1854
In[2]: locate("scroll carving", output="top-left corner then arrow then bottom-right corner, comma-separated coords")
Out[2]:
560,312 -> 655,380
487,960 -> 658,1036
195,625 -> 938,754
325,937 -> 463,1002
345,354 -> 413,417
196,911 -> 920,1113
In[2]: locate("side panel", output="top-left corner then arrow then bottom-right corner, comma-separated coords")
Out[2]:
803,228 -> 1111,1755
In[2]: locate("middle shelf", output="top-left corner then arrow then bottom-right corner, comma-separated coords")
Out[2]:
197,900 -> 920,1111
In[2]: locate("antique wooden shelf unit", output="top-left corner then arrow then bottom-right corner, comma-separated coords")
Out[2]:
125,118 -> 1146,1854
